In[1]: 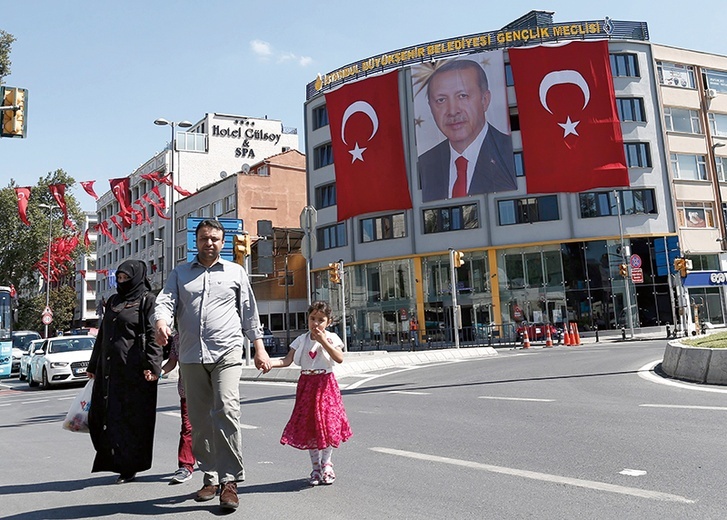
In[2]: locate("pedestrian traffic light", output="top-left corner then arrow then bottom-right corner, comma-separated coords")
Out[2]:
619,263 -> 629,277
233,234 -> 251,265
452,250 -> 464,268
328,262 -> 341,284
1,87 -> 27,138
674,257 -> 688,278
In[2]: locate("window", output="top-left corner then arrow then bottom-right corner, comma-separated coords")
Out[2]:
717,156 -> 727,182
212,200 -> 223,217
610,53 -> 639,77
498,196 -> 559,225
505,63 -> 514,86
514,152 -> 525,177
317,223 -> 347,250
677,201 -> 714,228
616,98 -> 646,122
656,61 -> 696,89
312,105 -> 329,130
176,132 -> 207,152
705,69 -> 727,94
360,213 -> 406,242
670,153 -> 707,180
708,113 -> 727,137
314,143 -> 334,169
423,204 -> 478,233
224,194 -> 236,213
315,183 -> 336,209
664,107 -> 701,133
257,165 -> 269,176
624,143 -> 652,168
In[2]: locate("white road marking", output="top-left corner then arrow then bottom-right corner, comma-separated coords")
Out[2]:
57,396 -> 76,401
479,396 -> 555,402
159,411 -> 258,429
371,447 -> 694,504
620,469 -> 647,476
22,399 -> 49,404
387,391 -> 431,395
638,360 -> 727,394
343,366 -> 422,390
240,381 -> 296,388
640,404 -> 727,411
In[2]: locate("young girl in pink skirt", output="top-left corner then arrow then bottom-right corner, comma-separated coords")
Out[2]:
271,301 -> 352,485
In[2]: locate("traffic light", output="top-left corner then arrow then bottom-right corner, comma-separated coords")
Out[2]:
619,263 -> 629,277
674,257 -> 688,278
452,250 -> 464,268
1,87 -> 27,138
233,234 -> 251,265
328,262 -> 341,284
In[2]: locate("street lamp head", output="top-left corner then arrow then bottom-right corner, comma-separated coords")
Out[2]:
154,238 -> 164,243
154,118 -> 170,126
178,120 -> 193,128
714,142 -> 726,150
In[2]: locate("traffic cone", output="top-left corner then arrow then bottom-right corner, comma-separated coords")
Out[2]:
563,325 -> 572,346
573,323 -> 582,345
545,326 -> 553,347
521,327 -> 531,349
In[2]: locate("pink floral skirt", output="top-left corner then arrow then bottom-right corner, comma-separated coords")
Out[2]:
280,372 -> 352,450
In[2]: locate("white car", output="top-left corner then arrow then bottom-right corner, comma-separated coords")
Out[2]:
28,335 -> 96,389
11,330 -> 42,375
18,338 -> 44,381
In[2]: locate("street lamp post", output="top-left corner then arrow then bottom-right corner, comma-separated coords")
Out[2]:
153,238 -> 165,289
38,203 -> 56,338
614,190 -> 635,339
153,118 -> 192,281
712,141 -> 726,246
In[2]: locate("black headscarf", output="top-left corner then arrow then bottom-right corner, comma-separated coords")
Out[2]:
116,260 -> 152,302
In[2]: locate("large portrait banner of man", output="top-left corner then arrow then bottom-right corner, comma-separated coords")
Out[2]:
413,51 -> 517,203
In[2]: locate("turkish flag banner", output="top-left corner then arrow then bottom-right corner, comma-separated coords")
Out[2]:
15,187 -> 31,226
509,41 -> 629,194
325,71 -> 411,221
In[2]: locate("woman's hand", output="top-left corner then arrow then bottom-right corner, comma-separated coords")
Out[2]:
143,369 -> 158,382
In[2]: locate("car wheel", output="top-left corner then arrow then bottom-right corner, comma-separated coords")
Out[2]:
41,368 -> 50,389
18,369 -> 26,381
28,368 -> 38,387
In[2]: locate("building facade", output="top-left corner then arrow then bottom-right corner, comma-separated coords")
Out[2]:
95,113 -> 299,303
73,212 -> 98,329
303,11 -> 725,348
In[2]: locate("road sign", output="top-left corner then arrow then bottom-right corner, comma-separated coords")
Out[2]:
631,267 -> 644,284
630,254 -> 642,269
300,206 -> 317,233
41,312 -> 53,325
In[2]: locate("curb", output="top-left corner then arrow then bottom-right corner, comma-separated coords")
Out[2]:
241,347 -> 499,383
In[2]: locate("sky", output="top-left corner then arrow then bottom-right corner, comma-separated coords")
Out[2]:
2,1 -> 726,212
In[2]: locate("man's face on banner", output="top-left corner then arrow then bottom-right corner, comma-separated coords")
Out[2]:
427,66 -> 491,154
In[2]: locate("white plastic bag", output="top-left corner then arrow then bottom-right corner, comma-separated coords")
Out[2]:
62,379 -> 93,433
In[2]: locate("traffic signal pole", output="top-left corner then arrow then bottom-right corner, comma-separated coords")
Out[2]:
449,249 -> 463,349
615,191 -> 635,339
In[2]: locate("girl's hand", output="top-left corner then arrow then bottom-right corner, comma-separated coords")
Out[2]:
143,369 -> 158,382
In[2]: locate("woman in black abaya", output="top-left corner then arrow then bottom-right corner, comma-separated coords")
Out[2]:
87,259 -> 162,484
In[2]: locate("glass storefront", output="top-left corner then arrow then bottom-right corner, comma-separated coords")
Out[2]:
315,236 -> 680,349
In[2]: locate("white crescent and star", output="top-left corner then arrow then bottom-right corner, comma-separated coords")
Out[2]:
341,100 -> 379,163
538,70 -> 590,138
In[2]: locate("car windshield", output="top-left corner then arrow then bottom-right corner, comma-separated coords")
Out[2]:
12,333 -> 41,349
48,338 -> 95,354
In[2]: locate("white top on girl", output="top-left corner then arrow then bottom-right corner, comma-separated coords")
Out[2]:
290,330 -> 344,373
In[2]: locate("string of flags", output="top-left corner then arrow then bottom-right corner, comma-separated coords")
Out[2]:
14,173 -> 186,282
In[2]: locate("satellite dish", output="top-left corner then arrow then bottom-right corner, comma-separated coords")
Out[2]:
241,163 -> 250,174
220,171 -> 228,179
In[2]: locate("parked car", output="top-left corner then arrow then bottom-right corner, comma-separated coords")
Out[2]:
28,335 -> 96,389
18,339 -> 44,381
11,331 -> 42,374
516,322 -> 561,343
262,326 -> 281,351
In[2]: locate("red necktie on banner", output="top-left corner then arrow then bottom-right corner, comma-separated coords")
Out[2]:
452,156 -> 468,198
508,41 -> 628,194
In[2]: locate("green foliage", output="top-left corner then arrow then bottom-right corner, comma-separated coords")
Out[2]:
0,30 -> 15,84
17,284 -> 78,333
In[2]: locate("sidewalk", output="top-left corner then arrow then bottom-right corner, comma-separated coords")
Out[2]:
239,347 -> 499,383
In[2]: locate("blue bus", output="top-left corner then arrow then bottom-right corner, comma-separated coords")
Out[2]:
0,286 -> 14,379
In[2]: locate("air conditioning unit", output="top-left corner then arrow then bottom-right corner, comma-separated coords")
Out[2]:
706,88 -> 717,99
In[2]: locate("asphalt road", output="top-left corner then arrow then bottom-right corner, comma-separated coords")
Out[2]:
1,340 -> 726,519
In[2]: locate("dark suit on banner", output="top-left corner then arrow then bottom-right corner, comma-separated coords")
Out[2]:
419,125 -> 517,203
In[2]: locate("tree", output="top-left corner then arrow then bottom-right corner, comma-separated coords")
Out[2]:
17,284 -> 78,333
0,30 -> 15,84
0,170 -> 87,330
